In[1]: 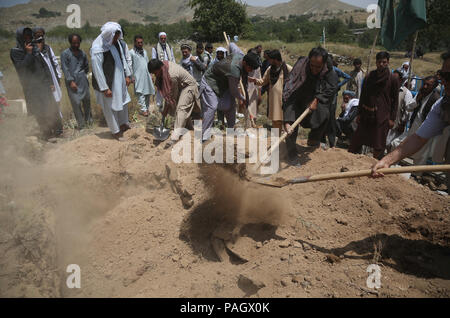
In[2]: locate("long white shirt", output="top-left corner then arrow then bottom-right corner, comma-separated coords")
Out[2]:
130,48 -> 155,96
91,43 -> 130,112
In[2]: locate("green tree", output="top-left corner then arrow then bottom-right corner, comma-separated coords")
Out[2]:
189,0 -> 250,42
421,0 -> 450,51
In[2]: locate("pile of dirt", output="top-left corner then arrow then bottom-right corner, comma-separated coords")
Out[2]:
0,122 -> 449,298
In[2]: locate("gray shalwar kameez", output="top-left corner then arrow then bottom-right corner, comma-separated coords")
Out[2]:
61,47 -> 92,128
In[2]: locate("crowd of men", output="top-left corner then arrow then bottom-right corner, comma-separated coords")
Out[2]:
7,22 -> 450,191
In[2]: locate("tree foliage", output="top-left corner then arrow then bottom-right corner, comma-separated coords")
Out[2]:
40,1 -> 449,54
246,15 -> 354,44
189,0 -> 250,42
47,20 -> 194,44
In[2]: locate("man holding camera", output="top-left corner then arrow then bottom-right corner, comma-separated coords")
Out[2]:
10,27 -> 62,139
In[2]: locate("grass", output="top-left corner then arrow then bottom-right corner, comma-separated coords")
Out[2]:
0,38 -> 444,136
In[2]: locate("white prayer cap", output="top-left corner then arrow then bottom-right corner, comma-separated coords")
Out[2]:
216,47 -> 227,54
158,32 -> 167,39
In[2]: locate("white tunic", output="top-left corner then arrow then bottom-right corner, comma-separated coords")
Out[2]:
130,48 -> 155,96
91,44 -> 131,134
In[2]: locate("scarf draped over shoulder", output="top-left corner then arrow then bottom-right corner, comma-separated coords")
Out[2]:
156,61 -> 176,106
282,56 -> 329,102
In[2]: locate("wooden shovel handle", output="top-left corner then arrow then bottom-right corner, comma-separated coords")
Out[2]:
256,107 -> 312,170
290,165 -> 450,184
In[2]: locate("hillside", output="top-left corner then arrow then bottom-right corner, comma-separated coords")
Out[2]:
0,0 -> 359,31
247,0 -> 358,18
0,0 -> 194,31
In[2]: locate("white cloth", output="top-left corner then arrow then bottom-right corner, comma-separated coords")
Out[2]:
91,22 -> 123,54
41,47 -> 62,103
151,45 -> 175,62
216,47 -> 227,54
121,41 -> 132,78
390,93 -> 434,151
181,54 -> 193,67
397,61 -> 416,88
403,87 -> 416,111
158,32 -> 167,38
91,28 -> 131,134
404,97 -> 447,165
130,48 -> 155,96
343,98 -> 359,118
49,46 -> 62,80
212,47 -> 228,66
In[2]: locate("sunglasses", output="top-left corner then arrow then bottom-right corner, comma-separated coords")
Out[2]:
440,71 -> 450,81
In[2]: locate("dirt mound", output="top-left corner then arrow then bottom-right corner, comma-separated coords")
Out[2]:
0,123 -> 449,298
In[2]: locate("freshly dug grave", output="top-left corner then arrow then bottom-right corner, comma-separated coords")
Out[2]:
0,122 -> 449,298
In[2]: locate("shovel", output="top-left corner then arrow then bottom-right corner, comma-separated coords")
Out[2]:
153,116 -> 170,141
253,165 -> 450,188
253,107 -> 312,172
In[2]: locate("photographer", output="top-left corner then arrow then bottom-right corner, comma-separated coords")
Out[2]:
10,27 -> 62,139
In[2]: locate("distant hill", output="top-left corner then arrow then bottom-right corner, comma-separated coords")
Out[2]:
247,0 -> 358,18
0,0 -> 359,32
0,0 -> 194,31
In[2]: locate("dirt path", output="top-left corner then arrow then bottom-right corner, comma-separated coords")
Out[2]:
0,122 -> 449,298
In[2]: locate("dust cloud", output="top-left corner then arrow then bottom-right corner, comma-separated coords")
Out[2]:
200,165 -> 287,226
0,116 -> 119,297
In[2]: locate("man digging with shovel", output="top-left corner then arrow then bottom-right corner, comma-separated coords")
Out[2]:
282,47 -> 338,166
148,59 -> 201,149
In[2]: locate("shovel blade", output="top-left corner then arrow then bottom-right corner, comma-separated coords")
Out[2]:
252,177 -> 289,188
153,127 -> 170,141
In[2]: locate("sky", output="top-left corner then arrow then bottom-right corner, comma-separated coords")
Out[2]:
243,0 -> 373,8
0,0 -> 30,8
0,0 -> 375,8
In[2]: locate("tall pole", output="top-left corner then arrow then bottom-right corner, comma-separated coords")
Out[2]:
407,31 -> 419,90
367,29 -> 380,73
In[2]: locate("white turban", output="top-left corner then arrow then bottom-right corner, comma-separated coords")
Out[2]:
91,22 -> 123,54
158,32 -> 167,39
216,47 -> 228,54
